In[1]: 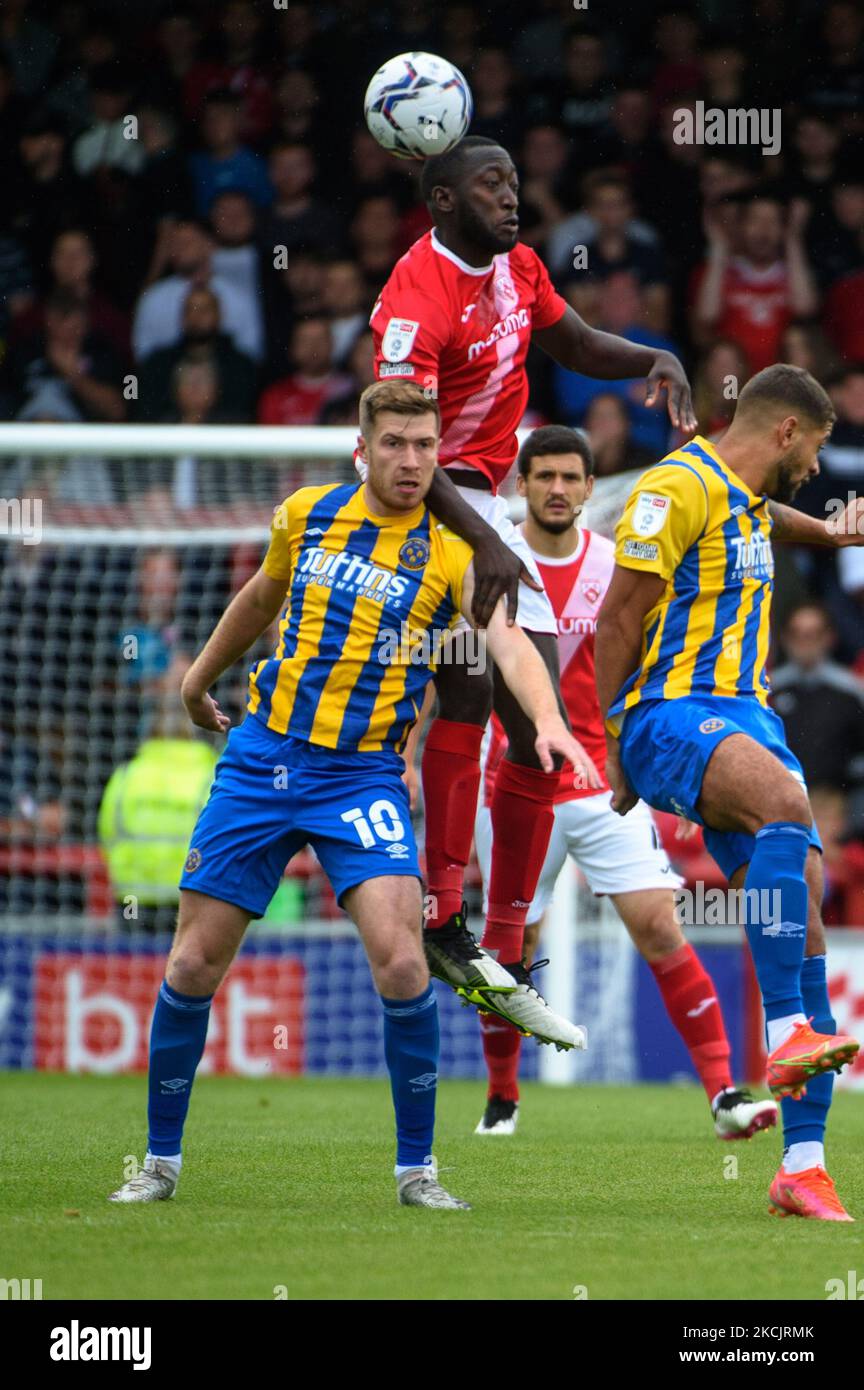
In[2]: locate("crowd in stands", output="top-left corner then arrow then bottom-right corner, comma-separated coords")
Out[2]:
1,0 -> 864,916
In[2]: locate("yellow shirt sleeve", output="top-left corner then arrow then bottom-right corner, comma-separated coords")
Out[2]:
436,524 -> 473,619
262,494 -> 299,582
614,463 -> 709,580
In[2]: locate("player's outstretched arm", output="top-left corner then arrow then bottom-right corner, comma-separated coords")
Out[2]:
770,498 -> 864,547
460,564 -> 602,784
533,305 -> 697,435
180,568 -> 288,732
427,467 -> 542,627
595,564 -> 667,815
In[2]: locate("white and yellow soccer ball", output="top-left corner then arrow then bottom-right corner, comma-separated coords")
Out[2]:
364,51 -> 472,160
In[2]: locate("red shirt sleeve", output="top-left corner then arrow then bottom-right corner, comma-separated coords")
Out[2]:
529,251 -> 567,331
370,280 -> 450,396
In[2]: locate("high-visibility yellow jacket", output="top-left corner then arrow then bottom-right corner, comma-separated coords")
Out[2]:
98,739 -> 218,905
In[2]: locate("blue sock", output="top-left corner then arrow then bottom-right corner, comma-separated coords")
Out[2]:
743,821 -> 809,1021
381,985 -> 439,1170
147,980 -> 213,1157
781,954 -> 835,1152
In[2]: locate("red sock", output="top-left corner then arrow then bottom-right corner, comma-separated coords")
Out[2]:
480,1012 -> 522,1102
421,718 -> 484,928
480,761 -> 558,964
650,943 -> 733,1101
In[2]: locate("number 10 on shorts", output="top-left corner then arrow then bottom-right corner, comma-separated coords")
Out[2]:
341,799 -> 406,847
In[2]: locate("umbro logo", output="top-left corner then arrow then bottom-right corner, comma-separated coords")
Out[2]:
409,1072 -> 438,1093
160,1077 -> 189,1093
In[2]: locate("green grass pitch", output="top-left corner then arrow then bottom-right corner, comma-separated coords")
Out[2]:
2,1073 -> 862,1301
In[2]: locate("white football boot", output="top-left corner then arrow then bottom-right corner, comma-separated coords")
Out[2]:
397,1156 -> 471,1210
712,1088 -> 778,1141
108,1157 -> 178,1203
468,960 -> 588,1052
475,1096 -> 519,1136
423,904 -> 517,995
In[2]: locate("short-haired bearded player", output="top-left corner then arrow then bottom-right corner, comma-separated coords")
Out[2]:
365,137 -> 697,1046
473,426 -> 777,1140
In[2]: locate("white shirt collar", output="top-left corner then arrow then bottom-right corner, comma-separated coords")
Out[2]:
520,523 -> 588,566
430,228 -> 494,276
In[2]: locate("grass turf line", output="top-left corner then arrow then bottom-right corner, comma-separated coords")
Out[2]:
1,1073 -> 861,1301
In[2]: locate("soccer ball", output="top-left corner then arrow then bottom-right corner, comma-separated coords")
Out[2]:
364,52 -> 472,160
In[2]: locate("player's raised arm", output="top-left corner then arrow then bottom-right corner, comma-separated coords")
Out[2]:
181,567 -> 288,733
533,305 -> 697,435
460,562 -> 602,784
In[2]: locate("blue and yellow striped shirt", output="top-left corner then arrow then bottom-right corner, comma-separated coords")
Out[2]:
608,436 -> 774,724
249,482 -> 472,752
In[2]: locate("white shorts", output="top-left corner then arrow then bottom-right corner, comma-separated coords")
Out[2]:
353,455 -> 557,635
474,790 -> 683,924
449,485 -> 557,635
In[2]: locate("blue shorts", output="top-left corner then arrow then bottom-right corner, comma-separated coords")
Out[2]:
178,716 -> 420,917
618,695 -> 821,880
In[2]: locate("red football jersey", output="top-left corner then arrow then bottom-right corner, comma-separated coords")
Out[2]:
483,527 -> 613,804
371,230 -> 566,491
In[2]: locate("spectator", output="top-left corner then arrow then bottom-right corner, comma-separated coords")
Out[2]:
469,47 -> 523,150
799,0 -> 864,132
785,112 -> 844,235
692,194 -> 819,373
0,229 -> 32,343
700,31 -> 751,108
0,54 -> 26,190
321,259 -> 369,365
209,189 -> 261,305
43,21 -> 120,134
72,63 -> 145,179
0,0 -> 59,98
553,271 -> 682,454
10,228 -> 129,360
133,218 -> 263,362
779,320 -> 839,381
319,329 -> 376,425
11,291 -> 125,422
583,393 -> 658,477
532,24 -> 614,147
135,286 -> 257,423
271,70 -> 322,152
261,142 -> 344,258
820,176 -> 864,359
188,88 -> 272,217
587,86 -> 662,192
516,124 -> 570,253
546,168 -> 662,281
771,603 -> 864,809
570,173 -> 670,334
351,195 -> 402,283
811,171 -> 864,289
135,106 -> 195,231
183,0 -> 275,146
147,8 -> 202,115
692,340 -> 752,438
9,109 -> 86,280
809,786 -> 864,924
650,6 -> 703,107
257,317 -> 351,426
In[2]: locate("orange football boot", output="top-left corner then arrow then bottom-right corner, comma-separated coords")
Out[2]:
768,1165 -> 854,1222
766,1019 -> 859,1100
